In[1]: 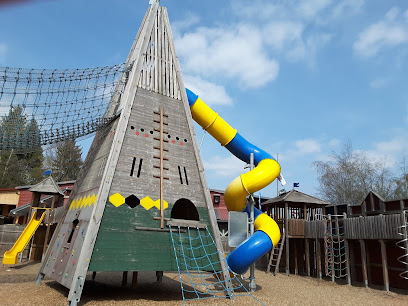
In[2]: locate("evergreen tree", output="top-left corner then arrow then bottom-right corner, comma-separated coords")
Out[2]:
0,106 -> 44,187
48,140 -> 83,181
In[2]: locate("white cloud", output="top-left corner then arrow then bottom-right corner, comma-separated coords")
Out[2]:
295,139 -> 322,154
332,0 -> 364,19
354,7 -> 408,58
370,77 -> 390,89
328,138 -> 341,148
362,137 -> 408,167
183,75 -> 232,106
175,24 -> 279,88
297,0 -> 332,19
0,43 -> 7,64
204,155 -> 247,177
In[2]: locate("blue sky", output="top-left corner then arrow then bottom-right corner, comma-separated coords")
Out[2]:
1,0 -> 408,199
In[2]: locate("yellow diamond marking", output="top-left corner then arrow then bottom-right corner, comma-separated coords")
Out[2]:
109,193 -> 125,207
153,199 -> 168,210
140,196 -> 155,210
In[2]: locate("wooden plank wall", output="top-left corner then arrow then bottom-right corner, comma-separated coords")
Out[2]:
0,224 -> 30,259
287,219 -> 305,237
305,220 -> 325,239
344,214 -> 403,240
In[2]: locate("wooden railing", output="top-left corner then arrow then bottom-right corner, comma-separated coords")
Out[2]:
305,220 -> 325,239
344,214 -> 403,240
287,219 -> 305,237
43,206 -> 66,224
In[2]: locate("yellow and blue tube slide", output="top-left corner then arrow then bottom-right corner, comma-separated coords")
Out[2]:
186,88 -> 281,275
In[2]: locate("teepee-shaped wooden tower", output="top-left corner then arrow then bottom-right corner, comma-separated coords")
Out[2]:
36,2 -> 229,304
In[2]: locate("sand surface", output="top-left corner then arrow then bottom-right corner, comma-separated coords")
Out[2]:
0,261 -> 407,306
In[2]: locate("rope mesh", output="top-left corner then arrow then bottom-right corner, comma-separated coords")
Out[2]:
169,225 -> 264,305
324,217 -> 347,279
0,64 -> 129,150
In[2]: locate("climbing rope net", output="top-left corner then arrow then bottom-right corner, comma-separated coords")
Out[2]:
396,211 -> 408,279
324,215 -> 347,279
0,63 -> 129,150
169,225 -> 264,305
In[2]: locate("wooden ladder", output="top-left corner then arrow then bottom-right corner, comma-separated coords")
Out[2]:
267,228 -> 285,275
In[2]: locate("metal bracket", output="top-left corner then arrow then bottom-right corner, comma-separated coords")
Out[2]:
69,276 -> 85,306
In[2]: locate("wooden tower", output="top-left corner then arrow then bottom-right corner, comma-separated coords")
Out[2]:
36,2 -> 228,304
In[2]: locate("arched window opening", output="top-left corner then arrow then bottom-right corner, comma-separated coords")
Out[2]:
171,198 -> 199,221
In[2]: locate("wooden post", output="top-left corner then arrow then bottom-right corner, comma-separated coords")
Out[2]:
43,195 -> 57,256
343,213 -> 351,285
132,271 -> 138,288
159,106 -> 164,229
379,240 -> 389,292
329,215 -> 335,282
359,239 -> 368,287
122,271 -> 128,288
305,238 -> 310,276
294,239 -> 298,275
316,238 -> 322,279
285,202 -> 290,276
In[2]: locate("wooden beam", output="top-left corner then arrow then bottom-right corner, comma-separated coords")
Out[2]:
122,271 -> 128,288
359,239 -> 368,287
343,213 -> 351,285
316,238 -> 322,279
379,240 -> 389,292
305,239 -> 310,276
132,271 -> 138,289
285,202 -> 289,276
159,106 -> 164,229
294,239 -> 298,275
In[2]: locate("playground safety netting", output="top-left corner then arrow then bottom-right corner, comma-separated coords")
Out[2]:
324,216 -> 347,279
169,225 -> 264,305
0,63 -> 130,150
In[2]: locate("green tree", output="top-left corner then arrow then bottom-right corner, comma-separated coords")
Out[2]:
0,106 -> 44,187
47,140 -> 83,181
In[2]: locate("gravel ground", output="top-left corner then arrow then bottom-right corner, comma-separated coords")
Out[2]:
1,261 -> 407,306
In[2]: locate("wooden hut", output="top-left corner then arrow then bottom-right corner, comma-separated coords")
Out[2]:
262,189 -> 329,276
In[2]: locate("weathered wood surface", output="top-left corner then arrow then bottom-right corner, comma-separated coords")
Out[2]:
287,219 -> 305,237
0,224 -> 30,259
344,214 -> 403,240
305,220 -> 325,239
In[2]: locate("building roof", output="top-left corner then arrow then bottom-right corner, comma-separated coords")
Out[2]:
15,180 -> 75,190
262,189 -> 330,208
29,177 -> 64,195
9,203 -> 30,217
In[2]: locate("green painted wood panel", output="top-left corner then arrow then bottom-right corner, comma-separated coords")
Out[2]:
88,202 -> 221,272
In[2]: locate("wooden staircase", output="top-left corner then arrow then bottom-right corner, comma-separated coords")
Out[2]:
266,228 -> 285,275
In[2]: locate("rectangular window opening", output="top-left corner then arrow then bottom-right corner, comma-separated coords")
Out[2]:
130,157 -> 137,177
178,166 -> 183,184
137,159 -> 143,178
184,167 -> 189,185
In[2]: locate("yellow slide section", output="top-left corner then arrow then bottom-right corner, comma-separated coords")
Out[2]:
3,211 -> 45,265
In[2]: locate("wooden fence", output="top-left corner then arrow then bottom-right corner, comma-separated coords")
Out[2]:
305,220 -> 325,239
344,214 -> 403,240
287,219 -> 305,237
0,224 -> 30,259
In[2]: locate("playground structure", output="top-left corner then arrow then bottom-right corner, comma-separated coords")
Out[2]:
262,189 -> 408,291
186,89 -> 281,275
2,177 -> 66,264
0,2 -> 283,305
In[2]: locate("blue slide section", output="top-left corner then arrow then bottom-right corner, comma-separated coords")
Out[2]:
226,206 -> 272,275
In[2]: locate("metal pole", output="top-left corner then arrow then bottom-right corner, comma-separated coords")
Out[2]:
249,153 -> 256,292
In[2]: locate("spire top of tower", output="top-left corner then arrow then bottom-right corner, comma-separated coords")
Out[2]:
149,0 -> 160,5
